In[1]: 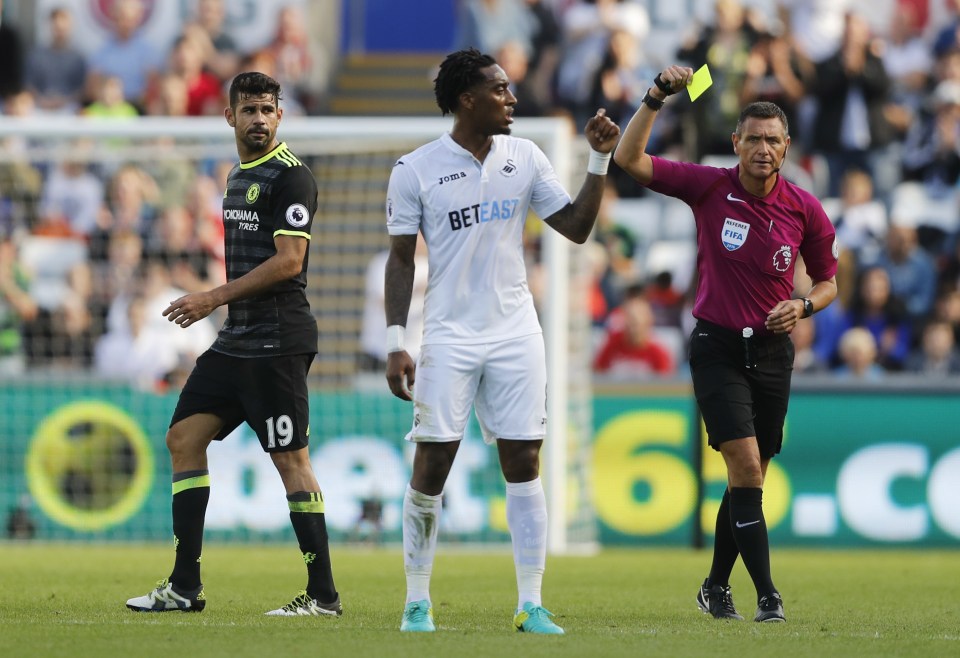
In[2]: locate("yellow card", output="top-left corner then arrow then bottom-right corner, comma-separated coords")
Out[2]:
687,64 -> 713,102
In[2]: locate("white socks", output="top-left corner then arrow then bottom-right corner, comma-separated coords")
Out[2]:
403,478 -> 548,610
402,484 -> 442,604
506,477 -> 547,609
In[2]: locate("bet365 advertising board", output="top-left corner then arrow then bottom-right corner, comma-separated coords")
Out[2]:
1,382 -> 957,546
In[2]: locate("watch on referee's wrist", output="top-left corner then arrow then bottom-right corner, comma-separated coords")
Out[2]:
801,297 -> 814,319
641,89 -> 664,111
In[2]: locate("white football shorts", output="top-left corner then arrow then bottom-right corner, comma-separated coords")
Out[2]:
405,333 -> 548,444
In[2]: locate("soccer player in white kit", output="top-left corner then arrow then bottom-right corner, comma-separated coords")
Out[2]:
384,48 -> 620,634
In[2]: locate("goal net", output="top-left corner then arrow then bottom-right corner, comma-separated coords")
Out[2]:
0,116 -> 595,553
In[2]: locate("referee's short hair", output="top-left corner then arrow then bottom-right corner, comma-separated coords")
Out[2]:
434,48 -> 497,116
229,71 -> 283,109
735,101 -> 789,137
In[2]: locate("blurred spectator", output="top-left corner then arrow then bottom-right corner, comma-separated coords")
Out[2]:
85,0 -> 162,109
94,294 -> 184,390
88,228 -> 143,336
144,72 -> 189,116
18,229 -> 93,368
592,180 -> 639,312
497,40 -> 547,116
593,293 -> 675,377
0,90 -> 43,227
585,239 -> 611,326
184,171 -> 226,269
82,75 -> 139,119
810,11 -> 896,197
776,0 -> 850,65
523,0 -> 562,109
833,325 -> 886,379
38,141 -> 105,238
645,272 -> 685,328
359,236 -> 428,372
180,0 -> 240,82
556,0 -> 649,120
740,29 -> 808,140
25,6 -> 86,115
150,35 -> 224,116
900,80 -> 960,196
871,221 -> 938,327
0,204 -> 36,375
904,319 -> 960,375
791,316 -> 828,373
842,265 -> 912,370
588,27 -> 654,126
880,0 -> 932,124
104,257 -> 216,358
457,0 -> 536,61
105,163 -> 158,236
0,0 -> 24,100
678,0 -> 764,158
932,287 -> 960,343
932,0 -> 960,58
146,204 -> 221,295
830,167 -> 888,261
247,5 -> 313,114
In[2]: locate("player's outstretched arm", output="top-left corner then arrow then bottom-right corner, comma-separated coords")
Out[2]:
384,233 -> 418,401
543,108 -> 620,244
613,65 -> 693,185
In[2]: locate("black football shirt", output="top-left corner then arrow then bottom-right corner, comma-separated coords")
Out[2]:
213,141 -> 319,357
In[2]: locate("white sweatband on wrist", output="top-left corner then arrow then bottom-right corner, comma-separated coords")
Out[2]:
587,149 -> 611,176
386,324 -> 405,353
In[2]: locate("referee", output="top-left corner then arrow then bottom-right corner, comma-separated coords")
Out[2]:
614,65 -> 838,622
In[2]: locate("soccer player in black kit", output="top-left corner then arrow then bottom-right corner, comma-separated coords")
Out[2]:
126,72 -> 340,617
615,65 -> 838,623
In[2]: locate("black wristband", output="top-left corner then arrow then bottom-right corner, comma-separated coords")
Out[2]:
653,73 -> 676,96
641,90 -> 664,111
801,297 -> 814,318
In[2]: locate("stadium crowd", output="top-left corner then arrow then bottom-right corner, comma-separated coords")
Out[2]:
3,0 -> 960,386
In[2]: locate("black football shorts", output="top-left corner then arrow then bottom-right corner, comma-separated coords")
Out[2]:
171,349 -> 315,452
688,320 -> 794,459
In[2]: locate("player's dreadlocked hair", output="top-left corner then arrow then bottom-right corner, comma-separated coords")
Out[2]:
735,101 -> 789,136
229,71 -> 283,109
434,48 -> 497,116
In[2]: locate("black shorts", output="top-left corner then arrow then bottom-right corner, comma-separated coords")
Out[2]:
688,320 -> 794,459
171,349 -> 315,452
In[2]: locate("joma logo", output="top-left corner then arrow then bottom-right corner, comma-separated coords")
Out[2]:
438,171 -> 467,185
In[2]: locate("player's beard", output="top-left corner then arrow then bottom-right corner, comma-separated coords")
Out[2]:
242,130 -> 273,152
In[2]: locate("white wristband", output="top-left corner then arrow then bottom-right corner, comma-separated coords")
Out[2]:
386,325 -> 405,354
587,149 -> 611,176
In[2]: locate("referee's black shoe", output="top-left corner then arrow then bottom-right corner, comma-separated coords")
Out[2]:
754,592 -> 786,622
696,579 -> 744,620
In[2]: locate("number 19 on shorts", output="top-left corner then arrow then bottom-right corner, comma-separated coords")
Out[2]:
266,415 -> 294,448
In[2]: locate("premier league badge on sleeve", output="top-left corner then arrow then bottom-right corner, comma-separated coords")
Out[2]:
285,203 -> 309,228
722,217 -> 750,251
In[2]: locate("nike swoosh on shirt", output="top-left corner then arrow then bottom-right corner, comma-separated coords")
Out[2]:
727,193 -> 746,203
735,520 -> 761,528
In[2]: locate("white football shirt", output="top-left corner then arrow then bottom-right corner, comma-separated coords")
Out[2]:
387,133 -> 571,345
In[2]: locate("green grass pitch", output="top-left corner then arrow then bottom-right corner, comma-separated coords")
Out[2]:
1,544 -> 956,657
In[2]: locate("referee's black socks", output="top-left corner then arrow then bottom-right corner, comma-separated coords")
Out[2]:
707,488 -> 739,588
288,491 -> 338,604
729,486 -> 776,599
